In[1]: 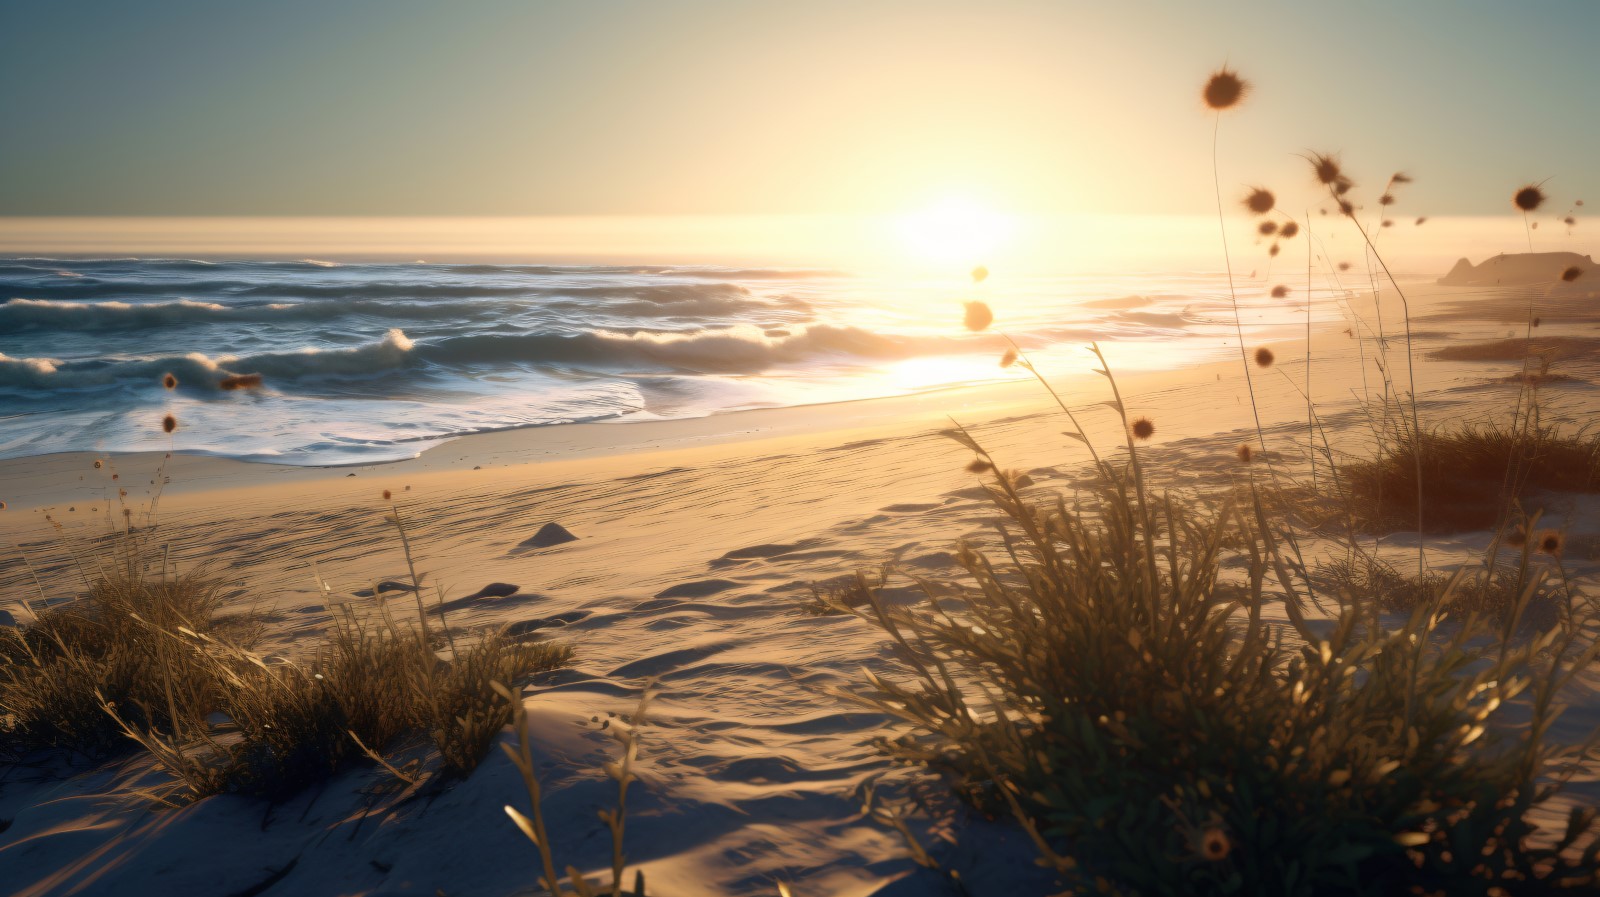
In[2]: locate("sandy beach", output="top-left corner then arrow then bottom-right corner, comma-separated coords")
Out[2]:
4,271 -> 1598,895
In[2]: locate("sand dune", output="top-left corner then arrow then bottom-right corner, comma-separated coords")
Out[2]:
3,279 -> 1599,895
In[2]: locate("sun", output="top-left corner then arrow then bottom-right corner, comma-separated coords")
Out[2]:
894,195 -> 1016,267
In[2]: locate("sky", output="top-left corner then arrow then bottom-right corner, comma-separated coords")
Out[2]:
1,0 -> 1596,224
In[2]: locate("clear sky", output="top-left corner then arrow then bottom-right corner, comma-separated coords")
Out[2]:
2,0 -> 1596,219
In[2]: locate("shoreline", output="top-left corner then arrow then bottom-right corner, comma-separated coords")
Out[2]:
0,344 -> 1285,516
4,279 -> 1598,897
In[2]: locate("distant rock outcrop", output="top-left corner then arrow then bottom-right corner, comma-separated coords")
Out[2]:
1438,251 -> 1595,286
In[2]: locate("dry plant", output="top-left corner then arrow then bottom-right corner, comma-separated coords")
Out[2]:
1339,420 -> 1600,533
2,516 -> 569,800
500,680 -> 654,897
834,425 -> 1600,893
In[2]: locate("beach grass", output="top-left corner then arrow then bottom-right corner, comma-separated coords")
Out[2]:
835,433 -> 1600,893
1,526 -> 570,799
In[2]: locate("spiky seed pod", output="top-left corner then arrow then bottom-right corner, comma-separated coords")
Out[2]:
1254,347 -> 1275,368
1309,153 -> 1343,186
963,301 -> 993,332
1379,194 -> 1395,206
1537,530 -> 1564,556
162,413 -> 177,434
1271,285 -> 1290,298
1564,216 -> 1577,226
1198,827 -> 1231,861
966,458 -> 992,474
1513,185 -> 1546,212
971,265 -> 989,284
1269,243 -> 1280,257
1415,217 -> 1428,226
1337,200 -> 1355,217
1000,348 -> 1018,368
1561,266 -> 1582,282
1338,262 -> 1352,271
1236,443 -> 1253,463
1130,417 -> 1155,441
162,372 -> 178,390
1202,68 -> 1248,110
1279,221 -> 1299,239
1390,172 -> 1413,185
1258,221 -> 1278,236
1381,220 -> 1394,227
1333,177 -> 1354,196
1242,188 -> 1275,215
383,489 -> 392,501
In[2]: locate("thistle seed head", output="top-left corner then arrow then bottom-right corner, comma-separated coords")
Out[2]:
1513,184 -> 1546,212
1202,68 -> 1249,110
963,301 -> 993,332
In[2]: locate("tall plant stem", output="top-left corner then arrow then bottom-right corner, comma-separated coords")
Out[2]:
1340,210 -> 1425,575
1001,334 -> 1109,478
1305,212 -> 1315,490
1211,116 -> 1270,456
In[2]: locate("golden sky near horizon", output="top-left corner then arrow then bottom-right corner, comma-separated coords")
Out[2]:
3,1 -> 1597,228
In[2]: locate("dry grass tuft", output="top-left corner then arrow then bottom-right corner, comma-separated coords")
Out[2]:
837,442 -> 1600,892
2,533 -> 570,795
1,559 -> 243,760
1321,554 -> 1556,621
1340,422 -> 1600,533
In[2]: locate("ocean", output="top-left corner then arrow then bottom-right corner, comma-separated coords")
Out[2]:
0,256 -> 1346,465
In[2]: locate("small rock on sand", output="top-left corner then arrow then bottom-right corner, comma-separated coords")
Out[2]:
0,609 -> 17,628
517,522 -> 578,550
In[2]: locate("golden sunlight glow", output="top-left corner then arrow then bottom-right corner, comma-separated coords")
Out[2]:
893,196 -> 1017,267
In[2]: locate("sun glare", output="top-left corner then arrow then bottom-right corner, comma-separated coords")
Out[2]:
894,196 -> 1017,267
